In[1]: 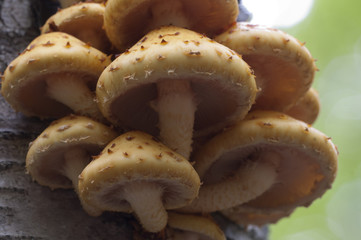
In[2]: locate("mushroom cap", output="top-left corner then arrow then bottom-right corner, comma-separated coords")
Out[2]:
41,2 -> 111,53
167,212 -> 226,240
215,22 -> 317,112
193,110 -> 338,212
1,32 -> 111,118
96,26 -> 257,137
104,0 -> 239,51
78,131 -> 200,214
285,87 -> 320,125
26,115 -> 118,189
220,206 -> 294,226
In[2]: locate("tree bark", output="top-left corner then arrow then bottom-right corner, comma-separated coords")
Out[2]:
0,1 -> 268,239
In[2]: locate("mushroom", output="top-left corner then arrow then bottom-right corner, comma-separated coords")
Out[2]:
26,115 -> 118,214
182,110 -> 338,215
284,87 -> 320,125
1,32 -> 111,121
215,22 -> 317,112
165,212 -> 226,240
96,26 -> 257,159
103,0 -> 239,51
41,2 -> 112,53
78,131 -> 201,233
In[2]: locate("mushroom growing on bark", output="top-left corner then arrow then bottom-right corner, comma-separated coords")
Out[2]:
78,131 -> 201,233
96,26 -> 257,159
1,32 -> 111,121
215,22 -> 317,112
41,2 -> 112,53
181,110 -> 338,216
104,0 -> 239,51
26,115 -> 118,214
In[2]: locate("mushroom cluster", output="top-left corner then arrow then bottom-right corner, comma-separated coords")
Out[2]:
0,0 -> 338,238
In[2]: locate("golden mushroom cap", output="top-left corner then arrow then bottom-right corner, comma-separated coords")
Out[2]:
215,22 -> 317,112
1,32 -> 111,118
96,26 -> 257,138
104,0 -> 239,51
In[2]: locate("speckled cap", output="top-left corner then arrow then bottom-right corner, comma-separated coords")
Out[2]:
96,26 -> 257,138
192,110 -> 338,213
26,115 -> 118,189
78,131 -> 200,213
104,0 -> 239,51
41,2 -> 111,53
215,22 -> 317,112
1,32 -> 111,118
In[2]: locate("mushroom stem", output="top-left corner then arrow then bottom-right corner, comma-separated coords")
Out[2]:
62,148 -> 90,192
123,181 -> 167,233
147,0 -> 191,31
46,75 -> 104,121
152,79 -> 197,159
183,152 -> 280,213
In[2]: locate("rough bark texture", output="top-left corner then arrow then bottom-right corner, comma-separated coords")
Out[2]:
0,0 -> 268,239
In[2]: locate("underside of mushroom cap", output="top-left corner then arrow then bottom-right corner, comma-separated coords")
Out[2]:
104,0 -> 239,51
26,115 -> 118,189
215,22 -> 317,112
97,26 -> 257,138
193,110 -> 338,212
41,2 -> 111,53
78,131 -> 200,214
1,32 -> 111,118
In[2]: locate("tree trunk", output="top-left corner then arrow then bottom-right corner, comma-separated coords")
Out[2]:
0,1 -> 268,239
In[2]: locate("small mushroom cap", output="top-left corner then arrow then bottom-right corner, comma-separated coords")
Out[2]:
220,206 -> 294,226
41,2 -> 111,53
285,87 -> 320,125
1,32 -> 111,118
97,26 -> 257,137
215,22 -> 317,112
78,131 -> 200,214
167,212 -> 226,240
104,0 -> 239,51
26,115 -> 118,189
193,110 -> 338,212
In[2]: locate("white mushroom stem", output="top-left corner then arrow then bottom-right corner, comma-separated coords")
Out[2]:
122,181 -> 167,233
182,152 -> 280,213
147,0 -> 191,31
46,75 -> 104,121
61,148 -> 90,192
152,79 -> 197,159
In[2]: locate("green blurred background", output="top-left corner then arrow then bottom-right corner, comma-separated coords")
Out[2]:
245,0 -> 361,239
